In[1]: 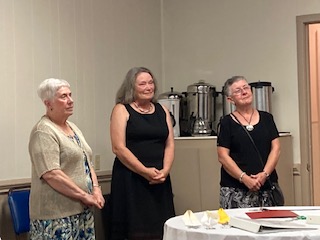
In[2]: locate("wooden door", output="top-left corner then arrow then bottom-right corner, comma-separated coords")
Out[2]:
309,23 -> 320,204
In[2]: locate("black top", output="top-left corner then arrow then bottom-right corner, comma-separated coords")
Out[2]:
125,103 -> 168,169
217,111 -> 279,190
108,103 -> 175,240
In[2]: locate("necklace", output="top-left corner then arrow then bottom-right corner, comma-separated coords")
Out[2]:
133,101 -> 152,113
237,109 -> 254,131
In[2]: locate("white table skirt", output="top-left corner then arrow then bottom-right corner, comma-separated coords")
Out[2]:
163,206 -> 320,240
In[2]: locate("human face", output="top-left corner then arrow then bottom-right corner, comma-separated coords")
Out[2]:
228,80 -> 253,106
50,86 -> 74,117
134,72 -> 155,102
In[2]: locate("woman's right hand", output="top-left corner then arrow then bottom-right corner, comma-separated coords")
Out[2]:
42,169 -> 103,209
242,174 -> 262,191
140,167 -> 164,184
81,193 -> 103,209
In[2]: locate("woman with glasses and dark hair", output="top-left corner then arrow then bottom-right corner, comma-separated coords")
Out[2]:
217,76 -> 281,208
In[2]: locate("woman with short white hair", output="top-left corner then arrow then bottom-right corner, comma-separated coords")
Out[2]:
29,78 -> 104,239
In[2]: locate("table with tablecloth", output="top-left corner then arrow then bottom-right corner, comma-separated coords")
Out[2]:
163,206 -> 320,240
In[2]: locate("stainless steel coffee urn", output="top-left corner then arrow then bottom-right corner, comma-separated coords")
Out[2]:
249,81 -> 274,113
185,80 -> 217,136
158,88 -> 182,137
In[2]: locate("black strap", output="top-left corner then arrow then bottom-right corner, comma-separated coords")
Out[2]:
230,113 -> 274,189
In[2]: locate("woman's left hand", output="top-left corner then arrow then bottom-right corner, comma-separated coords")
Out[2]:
92,187 -> 105,209
149,169 -> 168,184
250,172 -> 268,186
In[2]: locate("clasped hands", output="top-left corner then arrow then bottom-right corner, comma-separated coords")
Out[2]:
143,167 -> 168,185
243,171 -> 268,192
82,187 -> 105,209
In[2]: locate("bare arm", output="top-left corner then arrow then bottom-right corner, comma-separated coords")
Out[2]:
217,146 -> 261,191
251,137 -> 281,184
89,164 -> 105,209
42,169 -> 101,208
263,138 -> 281,175
150,105 -> 175,184
217,146 -> 244,180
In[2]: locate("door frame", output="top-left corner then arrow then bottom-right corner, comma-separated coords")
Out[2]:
296,14 -> 320,205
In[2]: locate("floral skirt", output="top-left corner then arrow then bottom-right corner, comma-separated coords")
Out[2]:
29,208 -> 95,240
220,187 -> 273,209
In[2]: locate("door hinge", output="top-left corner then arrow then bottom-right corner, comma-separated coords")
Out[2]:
307,162 -> 311,172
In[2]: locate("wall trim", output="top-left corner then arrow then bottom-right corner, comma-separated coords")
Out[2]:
0,170 -> 112,193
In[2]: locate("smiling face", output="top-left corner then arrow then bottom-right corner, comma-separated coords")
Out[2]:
228,79 -> 253,106
46,86 -> 74,118
134,72 -> 155,102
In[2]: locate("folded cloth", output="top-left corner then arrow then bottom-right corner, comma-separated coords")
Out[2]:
201,211 -> 218,229
182,210 -> 201,227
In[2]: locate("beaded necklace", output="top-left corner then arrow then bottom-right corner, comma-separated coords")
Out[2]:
133,101 -> 152,113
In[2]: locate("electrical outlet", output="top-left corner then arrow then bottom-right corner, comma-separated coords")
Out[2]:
95,155 -> 101,170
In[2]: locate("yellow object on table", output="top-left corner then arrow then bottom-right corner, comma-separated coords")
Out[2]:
218,208 -> 230,224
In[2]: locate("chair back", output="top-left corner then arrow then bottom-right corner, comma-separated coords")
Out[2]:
8,187 -> 30,235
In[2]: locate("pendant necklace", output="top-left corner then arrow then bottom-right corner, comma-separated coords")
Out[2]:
237,109 -> 254,131
133,101 -> 152,113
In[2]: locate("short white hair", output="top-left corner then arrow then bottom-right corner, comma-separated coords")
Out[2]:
37,78 -> 70,101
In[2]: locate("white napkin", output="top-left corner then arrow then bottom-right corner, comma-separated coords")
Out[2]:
182,210 -> 201,227
201,210 -> 218,229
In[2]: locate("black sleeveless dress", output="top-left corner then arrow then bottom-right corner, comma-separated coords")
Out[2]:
108,103 -> 175,240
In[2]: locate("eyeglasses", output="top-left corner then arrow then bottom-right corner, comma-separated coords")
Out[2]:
232,85 -> 251,95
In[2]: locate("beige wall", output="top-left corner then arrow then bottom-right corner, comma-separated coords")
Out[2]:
1,0 -> 320,181
162,0 -> 320,167
0,0 -> 162,181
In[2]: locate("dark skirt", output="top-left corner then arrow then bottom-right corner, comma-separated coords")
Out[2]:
107,159 -> 175,240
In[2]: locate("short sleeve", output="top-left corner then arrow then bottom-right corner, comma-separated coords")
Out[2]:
264,112 -> 279,141
29,130 -> 61,178
217,115 -> 232,149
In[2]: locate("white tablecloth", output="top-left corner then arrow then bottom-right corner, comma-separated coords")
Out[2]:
163,206 -> 320,240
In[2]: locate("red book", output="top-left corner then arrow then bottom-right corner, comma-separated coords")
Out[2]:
246,210 -> 298,219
